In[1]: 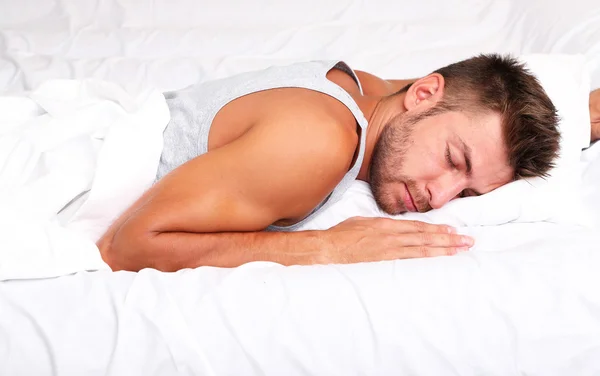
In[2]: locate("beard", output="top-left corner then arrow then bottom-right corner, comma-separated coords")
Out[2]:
369,112 -> 432,215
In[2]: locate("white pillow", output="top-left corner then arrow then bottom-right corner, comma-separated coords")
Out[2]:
297,54 -> 594,231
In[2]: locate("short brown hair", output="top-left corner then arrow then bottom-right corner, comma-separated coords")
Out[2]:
398,54 -> 560,180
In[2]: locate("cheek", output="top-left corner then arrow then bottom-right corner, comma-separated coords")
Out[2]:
397,128 -> 442,177
396,146 -> 440,180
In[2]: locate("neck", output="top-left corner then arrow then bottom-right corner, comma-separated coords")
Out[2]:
351,92 -> 407,183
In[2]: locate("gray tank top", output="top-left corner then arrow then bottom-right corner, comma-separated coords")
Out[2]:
157,60 -> 368,231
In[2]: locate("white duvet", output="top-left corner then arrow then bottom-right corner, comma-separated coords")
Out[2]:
1,0 -> 600,375
0,79 -> 170,280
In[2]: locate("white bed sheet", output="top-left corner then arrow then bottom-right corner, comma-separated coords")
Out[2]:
1,154 -> 600,375
1,0 -> 600,374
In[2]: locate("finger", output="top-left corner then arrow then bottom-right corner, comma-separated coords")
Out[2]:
371,245 -> 468,261
394,232 -> 474,248
377,218 -> 456,234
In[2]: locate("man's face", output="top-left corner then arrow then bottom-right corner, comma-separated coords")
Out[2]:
370,108 -> 514,215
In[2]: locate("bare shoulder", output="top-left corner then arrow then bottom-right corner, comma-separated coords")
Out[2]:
255,91 -> 360,178
326,67 -> 362,95
245,93 -> 360,220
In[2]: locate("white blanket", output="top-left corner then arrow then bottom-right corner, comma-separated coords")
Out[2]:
0,79 -> 170,280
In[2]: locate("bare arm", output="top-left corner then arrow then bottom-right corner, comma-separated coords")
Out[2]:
103,214 -> 470,272
106,225 -> 331,271
99,107 -> 357,271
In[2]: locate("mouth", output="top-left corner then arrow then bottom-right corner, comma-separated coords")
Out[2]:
402,183 -> 418,212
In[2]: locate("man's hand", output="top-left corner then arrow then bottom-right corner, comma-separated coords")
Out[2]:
320,217 -> 474,263
591,89 -> 600,143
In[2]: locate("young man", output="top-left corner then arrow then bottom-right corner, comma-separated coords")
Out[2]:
97,54 -> 599,272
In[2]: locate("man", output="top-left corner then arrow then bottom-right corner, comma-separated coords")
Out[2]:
97,54 -> 600,272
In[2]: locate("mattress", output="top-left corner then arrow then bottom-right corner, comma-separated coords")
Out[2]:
1,0 -> 600,374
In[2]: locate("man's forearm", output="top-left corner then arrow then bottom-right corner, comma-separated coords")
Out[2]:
105,229 -> 331,272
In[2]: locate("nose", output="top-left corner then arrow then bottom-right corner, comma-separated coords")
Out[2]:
427,173 -> 466,209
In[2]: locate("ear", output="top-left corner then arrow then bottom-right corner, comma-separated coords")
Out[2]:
403,73 -> 445,112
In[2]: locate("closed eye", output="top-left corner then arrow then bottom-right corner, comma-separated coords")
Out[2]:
445,145 -> 457,169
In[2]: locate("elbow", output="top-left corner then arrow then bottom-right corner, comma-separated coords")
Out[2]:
98,223 -> 157,272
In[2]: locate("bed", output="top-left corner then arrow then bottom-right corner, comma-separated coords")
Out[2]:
1,0 -> 600,375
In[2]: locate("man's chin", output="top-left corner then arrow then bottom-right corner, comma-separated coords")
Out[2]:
374,197 -> 407,216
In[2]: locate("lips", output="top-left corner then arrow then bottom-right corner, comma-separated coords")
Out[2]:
402,184 -> 417,212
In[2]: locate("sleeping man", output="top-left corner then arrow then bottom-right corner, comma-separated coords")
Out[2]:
97,54 -> 600,272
